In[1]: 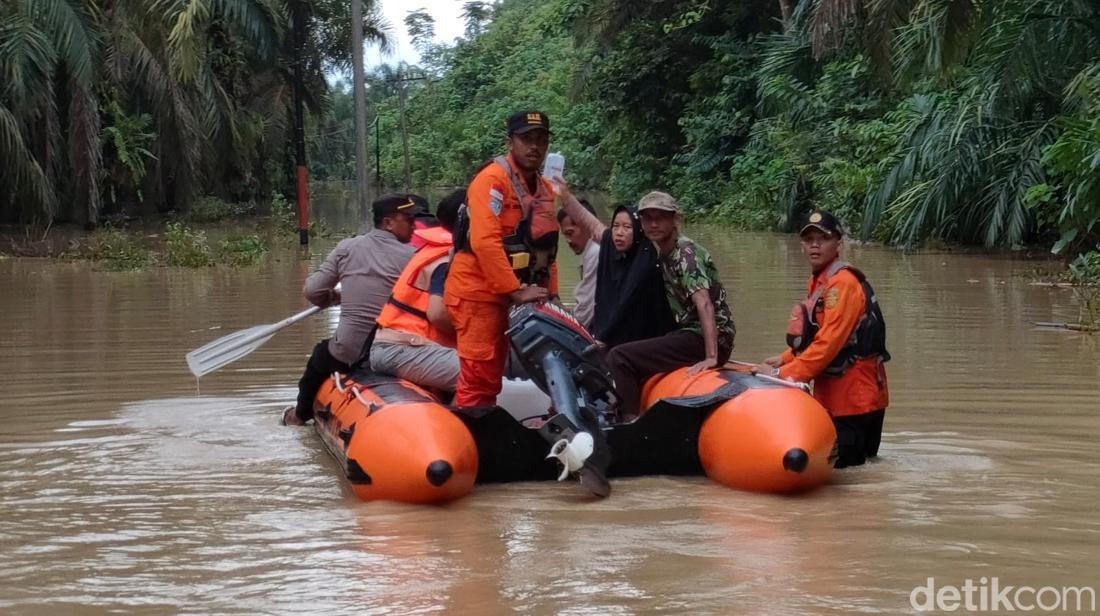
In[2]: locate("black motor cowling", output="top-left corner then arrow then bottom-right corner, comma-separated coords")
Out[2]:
506,302 -> 616,496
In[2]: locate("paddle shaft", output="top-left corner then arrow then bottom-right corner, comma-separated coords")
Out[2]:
723,360 -> 811,393
229,305 -> 324,352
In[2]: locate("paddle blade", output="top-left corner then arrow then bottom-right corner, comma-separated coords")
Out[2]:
186,325 -> 275,377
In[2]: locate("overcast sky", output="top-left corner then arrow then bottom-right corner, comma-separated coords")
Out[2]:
364,0 -> 467,67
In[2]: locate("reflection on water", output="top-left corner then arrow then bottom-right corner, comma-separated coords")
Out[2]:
1,222 -> 1098,613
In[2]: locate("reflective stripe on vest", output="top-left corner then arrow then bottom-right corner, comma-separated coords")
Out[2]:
376,243 -> 452,344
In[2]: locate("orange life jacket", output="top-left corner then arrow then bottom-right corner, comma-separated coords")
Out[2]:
376,227 -> 455,346
410,219 -> 440,249
785,260 -> 889,377
453,155 -> 558,287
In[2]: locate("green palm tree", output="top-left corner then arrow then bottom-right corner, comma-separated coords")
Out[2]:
1,0 -> 99,223
861,0 -> 1100,247
1,0 -> 393,226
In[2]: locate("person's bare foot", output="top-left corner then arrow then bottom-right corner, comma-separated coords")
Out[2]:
281,406 -> 306,426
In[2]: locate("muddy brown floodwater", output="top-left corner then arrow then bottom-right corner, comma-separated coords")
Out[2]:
1,223 -> 1097,614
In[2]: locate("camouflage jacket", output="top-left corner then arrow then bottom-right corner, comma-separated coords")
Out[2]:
658,235 -> 736,347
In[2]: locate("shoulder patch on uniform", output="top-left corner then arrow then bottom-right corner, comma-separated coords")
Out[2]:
489,187 -> 504,216
679,243 -> 698,271
824,287 -> 840,309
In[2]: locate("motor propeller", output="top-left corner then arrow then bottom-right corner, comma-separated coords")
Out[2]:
506,303 -> 616,497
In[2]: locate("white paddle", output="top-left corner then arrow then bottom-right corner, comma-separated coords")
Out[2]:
186,305 -> 325,377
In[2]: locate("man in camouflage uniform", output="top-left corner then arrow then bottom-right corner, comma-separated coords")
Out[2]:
604,191 -> 735,418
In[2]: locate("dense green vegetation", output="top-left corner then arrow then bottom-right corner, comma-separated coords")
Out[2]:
4,0 -> 1100,267
358,0 -> 1100,261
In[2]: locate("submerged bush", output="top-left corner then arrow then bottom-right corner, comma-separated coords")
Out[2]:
1065,248 -> 1100,328
185,196 -> 255,223
84,228 -> 153,270
218,234 -> 269,266
271,192 -> 298,232
164,222 -> 213,267
1067,249 -> 1100,285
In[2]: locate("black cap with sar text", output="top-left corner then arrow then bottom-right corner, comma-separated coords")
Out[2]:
507,110 -> 550,135
799,209 -> 842,237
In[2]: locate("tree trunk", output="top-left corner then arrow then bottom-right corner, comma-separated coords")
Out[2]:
778,0 -> 792,30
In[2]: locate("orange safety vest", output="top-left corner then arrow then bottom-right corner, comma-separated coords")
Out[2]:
778,260 -> 889,417
451,155 -> 559,291
376,227 -> 455,347
785,260 -> 889,376
492,155 -> 559,286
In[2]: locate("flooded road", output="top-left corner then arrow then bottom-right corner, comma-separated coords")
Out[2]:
1,224 -> 1098,614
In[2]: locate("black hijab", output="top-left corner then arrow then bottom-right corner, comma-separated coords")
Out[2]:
590,205 -> 676,347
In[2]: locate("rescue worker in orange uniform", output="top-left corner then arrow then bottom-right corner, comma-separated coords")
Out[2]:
370,190 -> 465,392
445,111 -> 559,408
756,210 -> 890,468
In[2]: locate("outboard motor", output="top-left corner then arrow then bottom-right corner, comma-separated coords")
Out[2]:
506,302 -> 616,497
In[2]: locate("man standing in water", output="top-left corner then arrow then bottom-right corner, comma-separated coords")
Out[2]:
755,209 -> 890,468
444,111 -> 558,408
282,194 -> 421,426
604,191 -> 736,419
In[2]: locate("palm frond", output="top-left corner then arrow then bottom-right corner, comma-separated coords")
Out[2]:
0,6 -> 58,106
364,4 -> 394,53
891,0 -> 977,82
0,102 -> 57,218
211,0 -> 280,59
165,0 -> 210,82
861,93 -> 939,237
864,0 -> 915,76
118,24 -> 204,205
979,122 -> 1054,246
35,0 -> 100,85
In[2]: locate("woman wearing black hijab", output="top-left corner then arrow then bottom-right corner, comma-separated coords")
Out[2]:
552,181 -> 676,348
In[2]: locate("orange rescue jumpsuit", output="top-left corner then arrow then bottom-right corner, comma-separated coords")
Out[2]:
778,262 -> 889,417
445,154 -> 558,407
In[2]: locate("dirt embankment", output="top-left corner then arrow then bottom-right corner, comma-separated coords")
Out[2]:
1,224 -> 91,258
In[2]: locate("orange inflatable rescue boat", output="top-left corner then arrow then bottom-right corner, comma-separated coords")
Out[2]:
311,303 -> 836,504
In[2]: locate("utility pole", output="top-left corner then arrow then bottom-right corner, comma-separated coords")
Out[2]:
351,0 -> 370,230
291,0 -> 310,245
362,73 -> 429,197
386,73 -> 426,194
398,74 -> 411,192
374,116 -> 383,195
